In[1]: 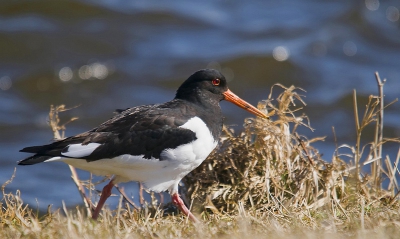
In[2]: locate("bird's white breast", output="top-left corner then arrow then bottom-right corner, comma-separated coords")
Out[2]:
164,116 -> 217,163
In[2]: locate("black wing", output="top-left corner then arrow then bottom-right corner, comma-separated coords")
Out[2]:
19,100 -> 198,165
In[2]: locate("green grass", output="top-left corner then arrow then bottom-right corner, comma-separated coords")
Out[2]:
1,72 -> 399,238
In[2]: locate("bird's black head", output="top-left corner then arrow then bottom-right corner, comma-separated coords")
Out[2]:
175,69 -> 228,103
175,69 -> 269,119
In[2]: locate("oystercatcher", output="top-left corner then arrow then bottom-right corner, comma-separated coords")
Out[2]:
19,69 -> 268,222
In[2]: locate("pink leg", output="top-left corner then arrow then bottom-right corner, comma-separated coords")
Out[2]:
171,193 -> 199,223
92,180 -> 114,220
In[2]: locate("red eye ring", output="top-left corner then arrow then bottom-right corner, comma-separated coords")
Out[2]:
212,78 -> 220,86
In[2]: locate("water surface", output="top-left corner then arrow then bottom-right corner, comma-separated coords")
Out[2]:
1,0 -> 399,211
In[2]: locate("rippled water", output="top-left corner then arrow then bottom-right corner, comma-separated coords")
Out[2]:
1,0 -> 399,211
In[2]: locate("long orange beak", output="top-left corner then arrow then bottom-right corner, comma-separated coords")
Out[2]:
223,89 -> 268,119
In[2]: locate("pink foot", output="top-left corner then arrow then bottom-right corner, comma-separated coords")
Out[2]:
171,193 -> 200,223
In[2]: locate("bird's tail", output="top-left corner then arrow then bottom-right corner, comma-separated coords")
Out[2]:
18,144 -> 54,165
18,154 -> 53,165
20,145 -> 47,153
19,135 -> 86,165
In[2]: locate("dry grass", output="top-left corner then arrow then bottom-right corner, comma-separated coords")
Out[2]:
1,72 -> 400,238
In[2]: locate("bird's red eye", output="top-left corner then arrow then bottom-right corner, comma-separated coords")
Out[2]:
212,78 -> 220,86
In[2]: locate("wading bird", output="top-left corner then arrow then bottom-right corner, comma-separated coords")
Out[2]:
19,69 -> 268,222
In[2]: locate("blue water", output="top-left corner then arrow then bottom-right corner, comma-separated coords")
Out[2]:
1,0 -> 399,211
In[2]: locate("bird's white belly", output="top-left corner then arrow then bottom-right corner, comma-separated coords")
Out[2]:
51,116 -> 217,194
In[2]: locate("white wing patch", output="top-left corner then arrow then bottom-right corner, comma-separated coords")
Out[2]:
61,143 -> 101,158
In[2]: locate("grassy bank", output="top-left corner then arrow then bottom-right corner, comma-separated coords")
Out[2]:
1,73 -> 399,238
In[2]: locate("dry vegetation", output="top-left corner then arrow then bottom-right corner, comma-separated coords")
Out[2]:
1,73 -> 400,238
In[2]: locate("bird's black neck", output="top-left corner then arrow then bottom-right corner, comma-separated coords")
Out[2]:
175,87 -> 220,109
174,89 -> 223,140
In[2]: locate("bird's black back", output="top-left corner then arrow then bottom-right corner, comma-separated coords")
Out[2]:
19,98 -> 222,165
